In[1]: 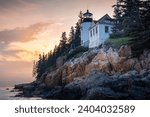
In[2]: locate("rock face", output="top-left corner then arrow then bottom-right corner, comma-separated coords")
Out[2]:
56,56 -> 66,68
44,69 -> 62,87
86,46 -> 150,74
43,70 -> 150,100
44,49 -> 98,87
15,45 -> 150,100
118,45 -> 132,58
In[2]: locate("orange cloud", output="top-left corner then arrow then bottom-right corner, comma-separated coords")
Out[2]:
0,21 -> 65,62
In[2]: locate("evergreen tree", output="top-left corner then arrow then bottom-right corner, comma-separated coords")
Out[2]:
113,0 -> 150,56
68,26 -> 75,49
78,11 -> 83,24
47,50 -> 53,67
130,0 -> 150,56
112,0 -> 124,35
36,54 -> 43,79
72,11 -> 83,48
113,0 -> 142,35
122,0 -> 141,35
32,60 -> 37,77
33,11 -> 86,79
59,32 -> 68,53
74,22 -> 81,48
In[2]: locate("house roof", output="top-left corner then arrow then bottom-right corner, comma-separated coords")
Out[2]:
89,14 -> 114,30
97,14 -> 113,23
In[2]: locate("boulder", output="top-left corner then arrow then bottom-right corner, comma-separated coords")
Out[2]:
140,74 -> 150,88
107,47 -> 120,64
80,71 -> 113,94
93,49 -> 108,61
118,45 -> 132,58
134,62 -> 142,72
121,70 -> 138,78
14,83 -> 30,90
83,87 -> 118,100
127,86 -> 150,99
22,85 -> 35,97
140,69 -> 149,77
61,49 -> 98,84
56,56 -> 66,68
44,69 -> 62,87
44,86 -> 64,99
124,59 -> 136,71
143,58 -> 150,69
62,81 -> 82,100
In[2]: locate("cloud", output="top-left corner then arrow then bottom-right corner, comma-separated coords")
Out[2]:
0,0 -> 48,30
0,0 -> 42,12
0,22 -> 53,43
0,21 -> 64,62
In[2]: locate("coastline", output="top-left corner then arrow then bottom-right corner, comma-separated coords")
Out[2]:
0,86 -> 42,100
14,45 -> 150,100
14,70 -> 150,100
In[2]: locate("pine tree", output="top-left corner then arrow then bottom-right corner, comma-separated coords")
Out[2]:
47,50 -> 53,67
112,0 -> 150,56
78,11 -> 83,24
33,11 -> 86,79
36,54 -> 42,79
123,0 -> 142,35
74,22 -> 81,48
32,60 -> 37,77
112,0 -> 124,35
68,26 -> 75,49
130,0 -> 150,56
59,32 -> 68,53
71,11 -> 83,48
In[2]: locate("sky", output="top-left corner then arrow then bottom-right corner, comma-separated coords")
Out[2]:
0,0 -> 116,87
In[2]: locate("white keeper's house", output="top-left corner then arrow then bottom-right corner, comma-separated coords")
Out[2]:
81,10 -> 114,48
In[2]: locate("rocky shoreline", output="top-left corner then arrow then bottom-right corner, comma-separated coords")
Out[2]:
14,70 -> 150,99
14,45 -> 150,99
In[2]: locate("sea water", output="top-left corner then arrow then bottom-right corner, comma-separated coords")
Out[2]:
0,87 -> 42,100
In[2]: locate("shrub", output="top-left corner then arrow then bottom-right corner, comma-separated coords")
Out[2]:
67,46 -> 88,60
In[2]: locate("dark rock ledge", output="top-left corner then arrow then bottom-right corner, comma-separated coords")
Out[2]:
14,70 -> 150,100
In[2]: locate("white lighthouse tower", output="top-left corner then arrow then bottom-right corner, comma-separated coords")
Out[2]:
81,10 -> 93,47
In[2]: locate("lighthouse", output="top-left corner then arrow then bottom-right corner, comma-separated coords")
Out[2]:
81,10 -> 93,47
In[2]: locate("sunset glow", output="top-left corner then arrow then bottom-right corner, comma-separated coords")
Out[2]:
0,0 -> 115,86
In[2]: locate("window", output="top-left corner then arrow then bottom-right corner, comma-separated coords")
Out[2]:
93,28 -> 95,36
105,26 -> 109,33
96,26 -> 98,34
90,30 -> 92,37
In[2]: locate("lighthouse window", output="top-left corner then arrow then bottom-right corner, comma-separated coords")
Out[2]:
105,26 -> 109,33
90,30 -> 92,37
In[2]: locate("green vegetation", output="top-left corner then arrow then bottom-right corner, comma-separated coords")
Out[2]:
106,37 -> 131,46
66,46 -> 88,60
113,0 -> 150,56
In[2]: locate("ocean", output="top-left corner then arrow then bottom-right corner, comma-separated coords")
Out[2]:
0,87 -> 42,100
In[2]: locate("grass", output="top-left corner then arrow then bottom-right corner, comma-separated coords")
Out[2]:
106,37 -> 131,46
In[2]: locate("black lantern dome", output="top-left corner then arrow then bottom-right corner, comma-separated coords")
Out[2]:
83,10 -> 93,22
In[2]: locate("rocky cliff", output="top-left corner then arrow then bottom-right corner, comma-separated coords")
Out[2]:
15,45 -> 150,99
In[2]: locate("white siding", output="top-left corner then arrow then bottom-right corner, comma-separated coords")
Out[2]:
89,25 -> 100,48
81,22 -> 92,47
99,24 -> 113,43
89,23 -> 113,48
